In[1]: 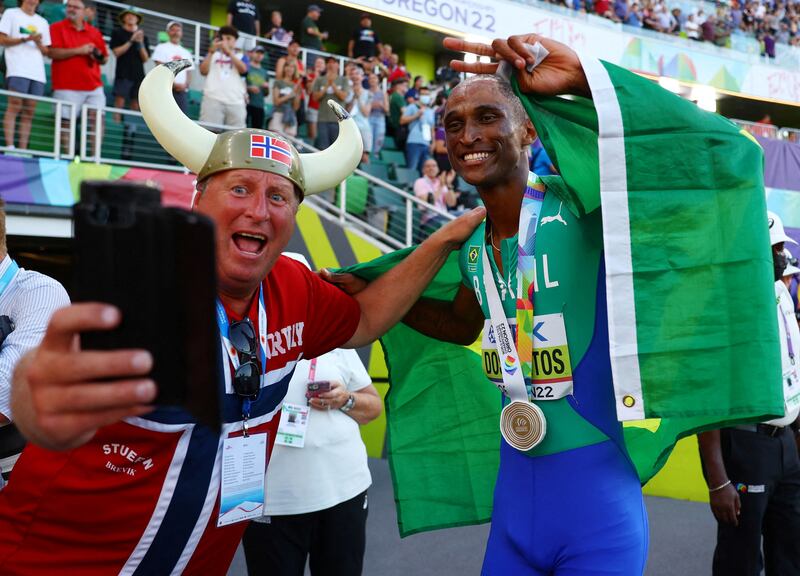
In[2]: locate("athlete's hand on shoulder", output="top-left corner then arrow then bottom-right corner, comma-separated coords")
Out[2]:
318,268 -> 369,296
12,303 -> 156,451
444,34 -> 589,98
709,483 -> 741,526
426,206 -> 486,250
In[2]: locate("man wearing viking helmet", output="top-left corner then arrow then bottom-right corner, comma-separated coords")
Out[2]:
0,59 -> 485,575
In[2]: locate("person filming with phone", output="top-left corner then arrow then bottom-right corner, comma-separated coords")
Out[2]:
0,59 -> 484,575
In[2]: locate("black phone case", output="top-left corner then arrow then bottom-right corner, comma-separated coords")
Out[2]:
73,181 -> 221,432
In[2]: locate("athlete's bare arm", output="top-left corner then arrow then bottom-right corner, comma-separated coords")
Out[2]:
403,284 -> 484,345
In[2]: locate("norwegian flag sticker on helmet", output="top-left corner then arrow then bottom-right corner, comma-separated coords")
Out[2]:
250,134 -> 292,168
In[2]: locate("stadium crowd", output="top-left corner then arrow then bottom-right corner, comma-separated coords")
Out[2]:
558,0 -> 800,53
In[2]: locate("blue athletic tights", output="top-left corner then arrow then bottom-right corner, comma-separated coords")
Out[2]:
482,439 -> 648,576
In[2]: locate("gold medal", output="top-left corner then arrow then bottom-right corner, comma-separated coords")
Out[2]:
500,400 -> 546,451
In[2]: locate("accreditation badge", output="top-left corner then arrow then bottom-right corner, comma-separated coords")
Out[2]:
275,402 -> 310,448
218,433 -> 268,527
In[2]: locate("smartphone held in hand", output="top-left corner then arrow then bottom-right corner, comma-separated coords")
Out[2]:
307,381 -> 331,398
73,180 -> 221,432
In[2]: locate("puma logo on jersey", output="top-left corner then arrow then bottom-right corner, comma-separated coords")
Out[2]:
541,202 -> 567,227
265,322 -> 304,358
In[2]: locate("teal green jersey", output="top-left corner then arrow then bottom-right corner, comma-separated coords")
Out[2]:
459,176 -> 608,457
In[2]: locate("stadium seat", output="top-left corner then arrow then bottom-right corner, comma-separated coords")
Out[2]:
380,149 -> 406,168
40,2 -> 66,24
335,175 -> 368,216
382,135 -> 396,150
360,162 -> 390,182
392,167 -> 419,187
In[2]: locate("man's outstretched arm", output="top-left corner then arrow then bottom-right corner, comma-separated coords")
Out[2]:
341,207 -> 485,348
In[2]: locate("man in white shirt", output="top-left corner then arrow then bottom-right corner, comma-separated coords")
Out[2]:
0,0 -> 50,150
698,211 -> 800,576
198,25 -> 247,128
151,21 -> 193,112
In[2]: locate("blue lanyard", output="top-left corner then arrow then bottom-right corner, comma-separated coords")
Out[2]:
215,284 -> 268,421
0,260 -> 19,299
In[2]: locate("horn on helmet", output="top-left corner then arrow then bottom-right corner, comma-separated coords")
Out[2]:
300,101 -> 363,196
138,60 -> 216,174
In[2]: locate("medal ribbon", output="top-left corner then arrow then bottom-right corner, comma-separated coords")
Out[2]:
481,175 -> 546,402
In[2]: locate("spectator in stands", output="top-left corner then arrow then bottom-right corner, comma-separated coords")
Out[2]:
431,104 -> 454,183
401,85 -> 435,173
595,0 -> 620,22
348,13 -> 382,61
275,39 -> 306,80
386,54 -> 408,84
268,61 -> 301,136
199,25 -> 247,128
0,199 -> 70,489
414,158 -> 458,237
300,4 -> 327,56
304,56 -> 324,141
0,0 -> 50,150
246,45 -> 269,129
406,75 -> 424,101
367,72 -> 388,156
311,56 -> 350,150
685,13 -> 701,39
265,10 -> 292,45
626,3 -> 644,27
388,76 -> 408,143
49,0 -> 108,154
348,65 -> 372,164
83,1 -> 95,26
702,14 -> 718,42
110,9 -> 149,118
380,43 -> 393,67
613,0 -> 628,22
151,21 -> 192,113
227,0 -> 259,51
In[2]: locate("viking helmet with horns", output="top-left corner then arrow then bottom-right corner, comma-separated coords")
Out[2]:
138,60 -> 362,199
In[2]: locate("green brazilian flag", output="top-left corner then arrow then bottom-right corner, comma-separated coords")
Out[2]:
341,59 -> 783,537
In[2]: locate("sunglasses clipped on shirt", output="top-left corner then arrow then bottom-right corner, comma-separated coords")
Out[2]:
229,318 -> 262,399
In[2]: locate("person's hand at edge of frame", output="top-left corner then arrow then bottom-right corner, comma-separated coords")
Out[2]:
709,483 -> 741,527
11,303 -> 156,452
443,35 -> 590,98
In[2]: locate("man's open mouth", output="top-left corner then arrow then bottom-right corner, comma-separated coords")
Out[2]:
232,232 -> 267,255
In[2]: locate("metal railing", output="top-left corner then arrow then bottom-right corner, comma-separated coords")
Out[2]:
0,89 -> 76,159
78,104 -> 238,170
286,134 -> 456,250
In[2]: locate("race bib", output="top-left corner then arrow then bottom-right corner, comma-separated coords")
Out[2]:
481,313 -> 573,400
